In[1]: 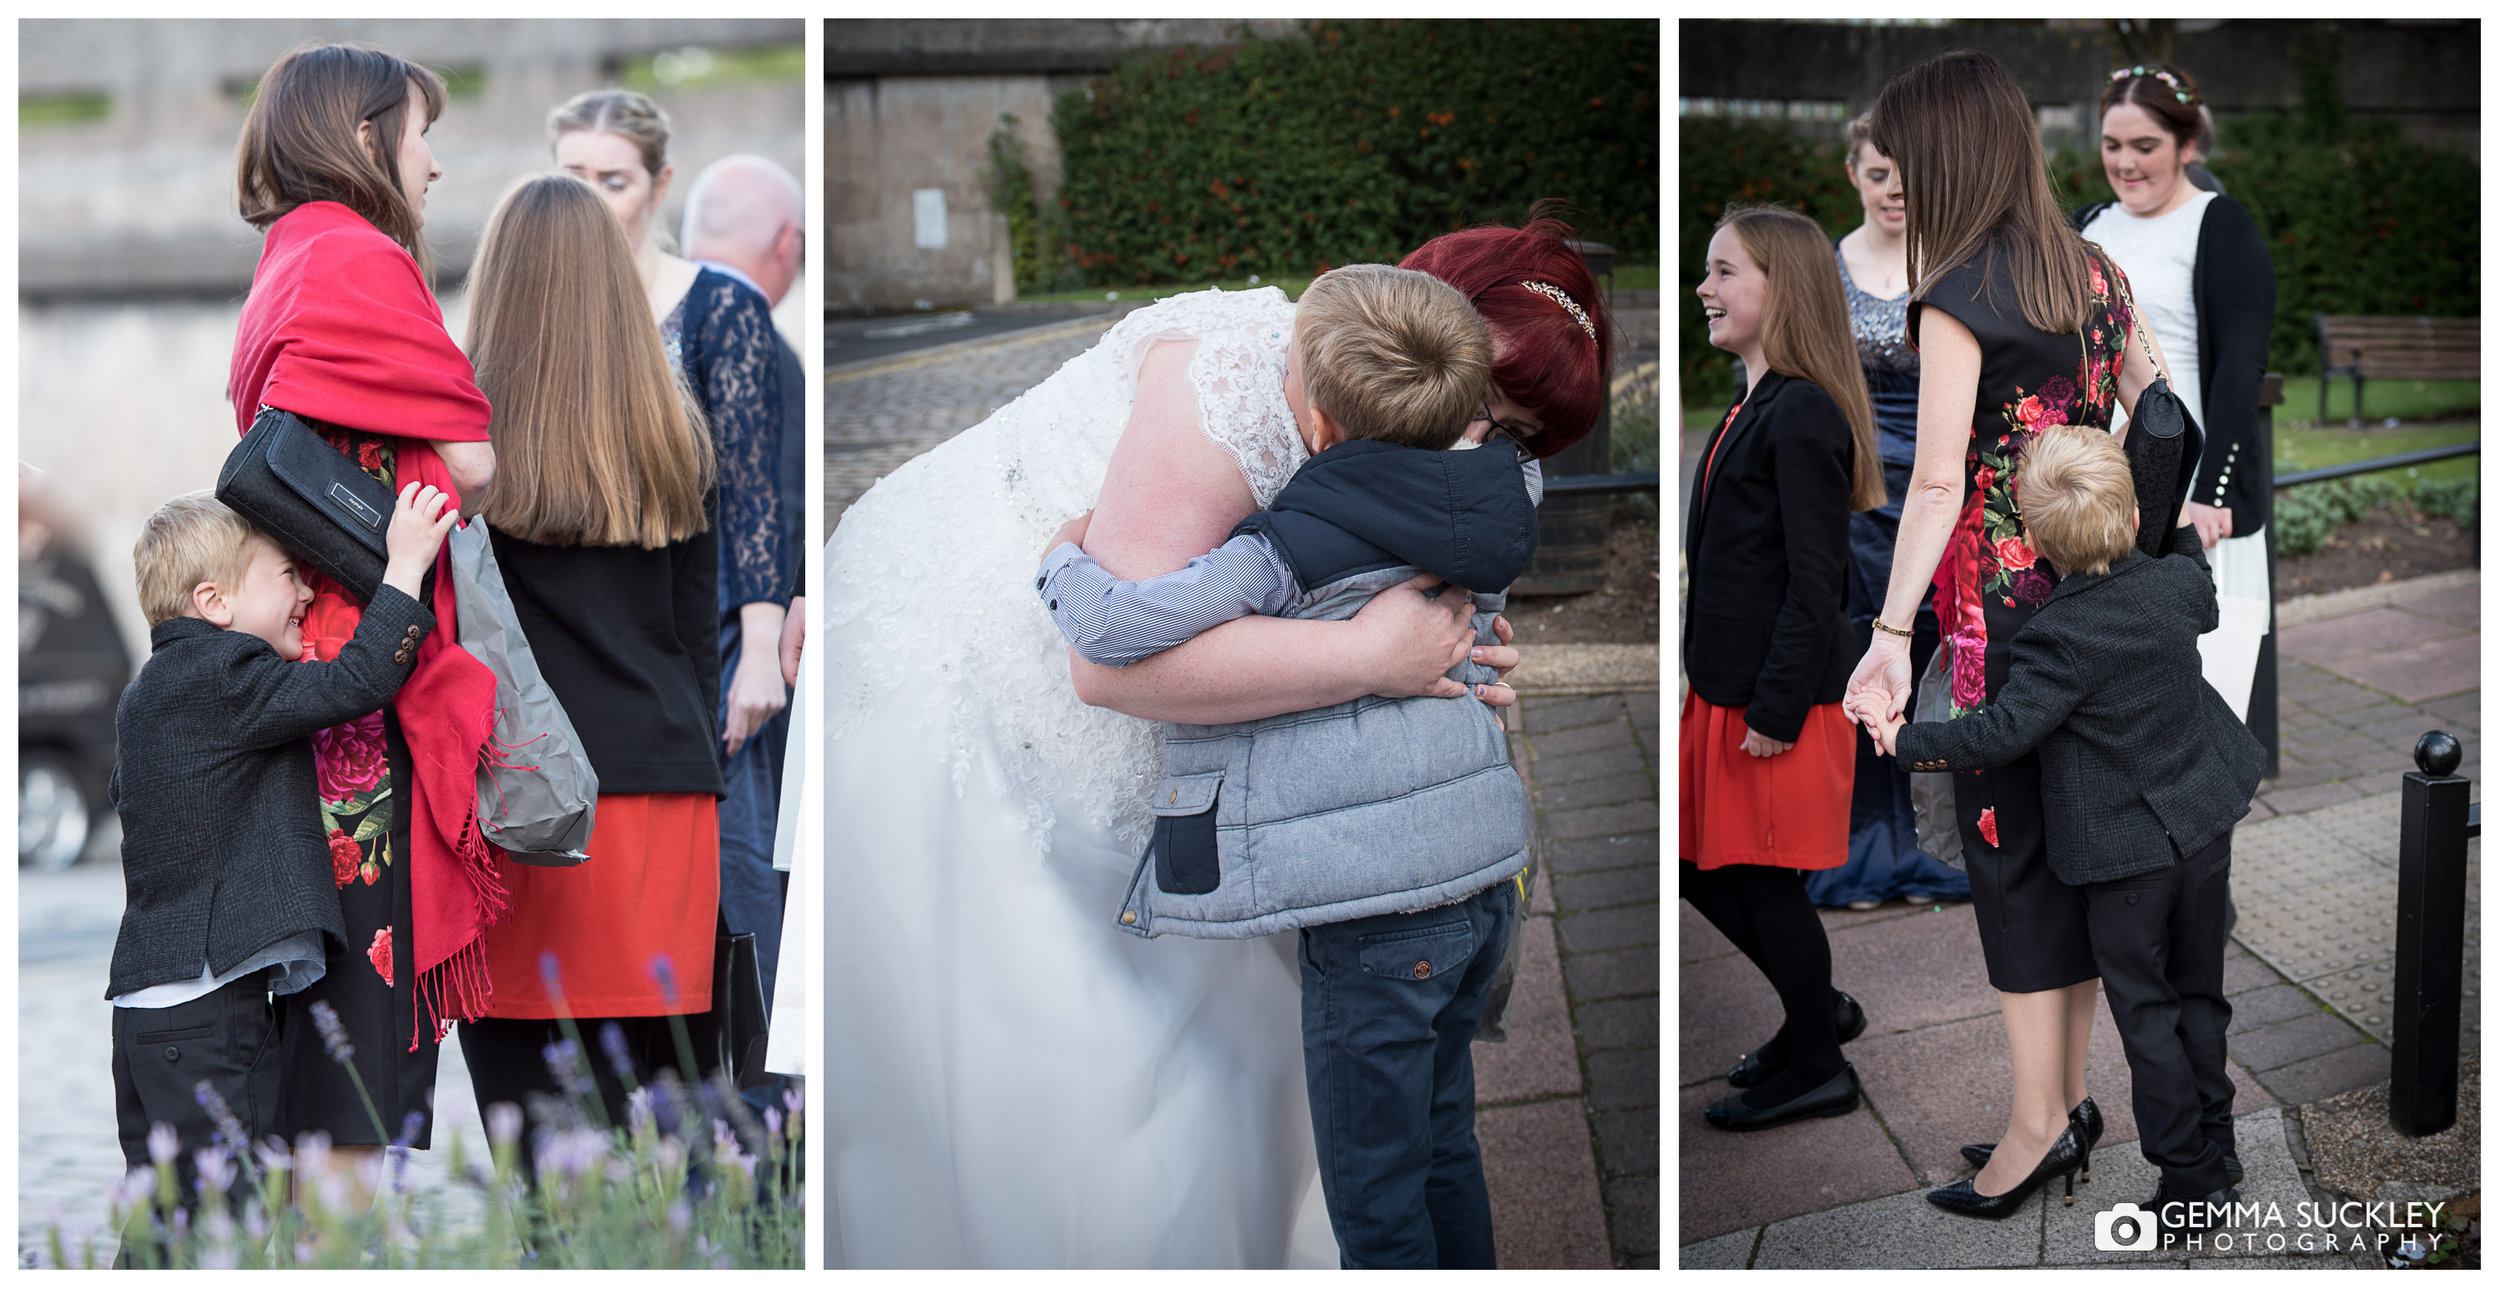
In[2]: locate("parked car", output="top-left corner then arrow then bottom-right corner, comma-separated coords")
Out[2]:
20,533 -> 129,869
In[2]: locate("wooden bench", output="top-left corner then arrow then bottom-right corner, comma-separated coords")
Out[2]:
2314,314 -> 2479,426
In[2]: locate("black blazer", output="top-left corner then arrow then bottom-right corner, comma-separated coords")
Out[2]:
1894,522 -> 2265,886
107,585 -> 433,998
2074,196 -> 2278,531
1681,370 -> 1855,743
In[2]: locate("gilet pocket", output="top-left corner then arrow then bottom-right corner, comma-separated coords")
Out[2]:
1149,771 -> 1224,896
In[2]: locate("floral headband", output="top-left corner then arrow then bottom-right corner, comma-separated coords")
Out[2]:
1521,281 -> 1596,341
2109,64 -> 2196,107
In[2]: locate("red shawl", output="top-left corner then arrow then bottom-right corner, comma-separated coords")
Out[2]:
231,201 -> 503,1040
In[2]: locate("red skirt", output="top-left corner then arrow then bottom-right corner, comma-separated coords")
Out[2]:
1678,692 -> 1854,871
480,793 -> 718,1018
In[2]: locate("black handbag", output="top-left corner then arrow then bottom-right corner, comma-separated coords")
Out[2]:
216,406 -> 396,602
712,913 -> 773,1090
2112,276 -> 2206,556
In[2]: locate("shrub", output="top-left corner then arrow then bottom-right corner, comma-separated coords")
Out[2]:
1609,362 -> 1661,525
2414,478 -> 2479,532
2271,474 -> 2413,556
1052,20 -> 1658,288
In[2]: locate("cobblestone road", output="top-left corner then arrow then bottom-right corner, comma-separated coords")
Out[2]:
825,319 -> 1114,525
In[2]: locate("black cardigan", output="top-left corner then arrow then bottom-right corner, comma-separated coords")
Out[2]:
1681,370 -> 1856,743
107,586 -> 434,998
2073,195 -> 2278,531
490,521 -> 726,797
1895,522 -> 2265,885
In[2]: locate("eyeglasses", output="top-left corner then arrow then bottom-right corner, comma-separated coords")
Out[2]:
1478,398 -> 1539,462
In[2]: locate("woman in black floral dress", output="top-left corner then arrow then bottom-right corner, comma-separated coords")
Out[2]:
1852,49 -> 2179,1219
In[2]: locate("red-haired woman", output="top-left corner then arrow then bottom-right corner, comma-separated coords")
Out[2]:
823,216 -> 1604,1266
225,44 -> 499,1174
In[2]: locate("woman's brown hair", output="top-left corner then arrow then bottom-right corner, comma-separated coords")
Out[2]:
466,174 -> 713,548
1717,205 -> 1885,512
235,44 -> 447,278
548,88 -> 672,177
1868,48 -> 2098,336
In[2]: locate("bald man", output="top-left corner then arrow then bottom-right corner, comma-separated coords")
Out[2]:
683,154 -> 804,308
685,154 -> 807,1013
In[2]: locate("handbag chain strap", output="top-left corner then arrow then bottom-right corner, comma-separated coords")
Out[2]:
2108,258 -> 2167,384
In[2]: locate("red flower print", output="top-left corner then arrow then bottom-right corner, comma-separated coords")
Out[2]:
2015,395 -> 2046,427
1995,536 -> 2037,571
328,829 -> 360,888
356,441 -> 384,474
360,860 -> 380,886
1977,807 -> 2000,847
2089,264 -> 2107,296
313,712 -> 388,803
367,927 -> 394,986
1975,465 -> 1997,494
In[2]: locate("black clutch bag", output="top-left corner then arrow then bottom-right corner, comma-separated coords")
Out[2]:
712,914 -> 774,1090
217,406 -> 394,602
2113,278 -> 2205,556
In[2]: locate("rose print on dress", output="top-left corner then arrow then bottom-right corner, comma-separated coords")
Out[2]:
367,926 -> 394,986
1977,807 -> 2000,848
313,712 -> 388,802
329,828 -> 361,888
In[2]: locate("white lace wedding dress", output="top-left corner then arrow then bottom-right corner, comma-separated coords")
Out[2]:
823,288 -> 1337,1268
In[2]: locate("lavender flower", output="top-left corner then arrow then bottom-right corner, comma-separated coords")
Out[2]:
485,1102 -> 524,1148
599,1021 -> 635,1082
649,955 -> 680,1007
626,1085 -> 657,1138
192,1147 -> 238,1196
108,1166 -> 155,1213
713,1119 -> 758,1181
146,1123 -> 180,1166
307,1000 -> 354,1064
666,1200 -> 691,1234
781,1086 -> 802,1117
538,950 -> 563,994
542,1039 -> 593,1100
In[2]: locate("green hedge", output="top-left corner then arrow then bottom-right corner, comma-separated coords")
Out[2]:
1050,20 -> 1657,288
1678,112 -> 2477,405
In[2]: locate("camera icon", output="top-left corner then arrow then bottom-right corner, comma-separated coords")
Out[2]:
2095,1202 -> 2159,1252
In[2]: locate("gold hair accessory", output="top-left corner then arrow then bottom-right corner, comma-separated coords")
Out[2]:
1521,281 -> 1595,341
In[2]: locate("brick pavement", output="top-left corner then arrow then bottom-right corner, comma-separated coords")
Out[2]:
1677,570 -> 2479,1268
1482,689 -> 1661,1268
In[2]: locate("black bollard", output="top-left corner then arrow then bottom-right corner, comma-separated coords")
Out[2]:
2389,730 -> 2470,1137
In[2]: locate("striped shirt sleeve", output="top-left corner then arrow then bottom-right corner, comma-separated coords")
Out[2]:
1038,532 -> 1300,668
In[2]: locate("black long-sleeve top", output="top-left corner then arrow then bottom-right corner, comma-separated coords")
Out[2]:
1681,370 -> 1856,743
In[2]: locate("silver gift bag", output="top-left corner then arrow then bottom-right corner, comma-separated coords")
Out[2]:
447,518 -> 598,865
1908,643 -> 1966,872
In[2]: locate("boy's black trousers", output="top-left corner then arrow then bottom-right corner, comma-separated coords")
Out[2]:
2079,832 -> 2237,1197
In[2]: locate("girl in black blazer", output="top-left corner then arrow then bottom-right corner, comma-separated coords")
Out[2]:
1683,205 -> 1885,1131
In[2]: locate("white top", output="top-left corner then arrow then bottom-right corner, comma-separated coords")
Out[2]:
2084,189 -> 2216,481
111,931 -> 325,1008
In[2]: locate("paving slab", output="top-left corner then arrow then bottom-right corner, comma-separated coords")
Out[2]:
1824,903 -> 2001,1035
1557,903 -> 1658,956
1676,946 -> 1784,1090
1675,1081 -> 1917,1245
1751,1184 -> 2043,1268
1605,1174 -> 1662,1264
1549,862 -> 1658,913
1480,1098 -> 1613,1270
1564,942 -> 1661,1005
2254,1042 -> 2391,1108
2039,1108 -> 2353,1266
2275,607 -> 2469,668
1545,832 -> 1657,876
1474,914 -> 1582,1105
2327,634 -> 2480,703
1678,1225 -> 1757,1269
2229,1010 -> 2372,1073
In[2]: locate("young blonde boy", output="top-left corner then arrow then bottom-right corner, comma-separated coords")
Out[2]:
1879,425 -> 2265,1241
1036,265 -> 1537,1266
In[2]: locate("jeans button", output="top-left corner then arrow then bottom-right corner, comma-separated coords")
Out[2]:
1412,960 -> 1432,980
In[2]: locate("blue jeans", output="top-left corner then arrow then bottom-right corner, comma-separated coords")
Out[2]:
1299,879 -> 1516,1268
717,613 -> 788,1007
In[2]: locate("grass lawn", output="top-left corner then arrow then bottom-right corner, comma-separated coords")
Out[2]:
2273,376 -> 2478,428
2274,420 -> 2479,487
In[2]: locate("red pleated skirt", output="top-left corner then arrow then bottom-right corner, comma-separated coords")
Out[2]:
1678,692 -> 1855,871
480,792 -> 718,1019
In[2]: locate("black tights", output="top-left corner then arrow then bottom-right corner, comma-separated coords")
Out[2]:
1682,861 -> 1844,1105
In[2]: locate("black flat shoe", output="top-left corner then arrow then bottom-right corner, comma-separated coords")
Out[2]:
1961,1095 -> 2104,1180
1703,1063 -> 1861,1131
1727,991 -> 1866,1087
1926,1124 -> 2084,1220
2146,1182 -> 2241,1246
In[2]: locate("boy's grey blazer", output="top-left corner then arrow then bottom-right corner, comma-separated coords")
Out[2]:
1894,522 -> 2264,886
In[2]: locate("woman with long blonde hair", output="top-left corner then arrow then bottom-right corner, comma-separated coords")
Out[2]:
453,172 -> 726,1133
1684,203 -> 1884,1132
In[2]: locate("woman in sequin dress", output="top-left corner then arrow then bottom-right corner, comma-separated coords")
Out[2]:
1810,115 -> 1972,911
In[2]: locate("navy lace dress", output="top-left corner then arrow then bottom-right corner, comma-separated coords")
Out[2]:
662,268 -> 794,1004
1805,241 -> 1971,908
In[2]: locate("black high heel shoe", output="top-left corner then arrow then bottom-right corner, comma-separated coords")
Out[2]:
1925,1123 -> 2084,1219
1961,1096 -> 2103,1181
1703,1063 -> 1861,1131
1727,991 -> 1866,1087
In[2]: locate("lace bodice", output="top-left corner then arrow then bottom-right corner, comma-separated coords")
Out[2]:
665,268 -> 789,608
824,286 -> 1305,854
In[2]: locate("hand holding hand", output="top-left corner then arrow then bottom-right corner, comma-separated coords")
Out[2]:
1354,573 -> 1476,700
383,483 -> 458,594
1846,634 -> 1915,724
1469,613 -> 1520,708
1876,711 -> 1906,758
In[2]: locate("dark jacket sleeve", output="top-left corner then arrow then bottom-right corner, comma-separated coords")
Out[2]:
221,584 -> 434,748
1745,386 -> 1854,743
2160,520 -> 2221,633
1894,622 -> 2087,773
2195,197 -> 2276,529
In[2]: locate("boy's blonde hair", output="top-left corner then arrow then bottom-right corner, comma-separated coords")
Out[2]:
1295,263 -> 1491,450
2018,425 -> 2136,576
134,492 -> 262,627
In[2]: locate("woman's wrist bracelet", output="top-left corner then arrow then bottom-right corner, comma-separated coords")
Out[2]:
1870,617 -> 1913,639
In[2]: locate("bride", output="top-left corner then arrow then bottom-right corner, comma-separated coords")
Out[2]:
824,216 -> 1614,1268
